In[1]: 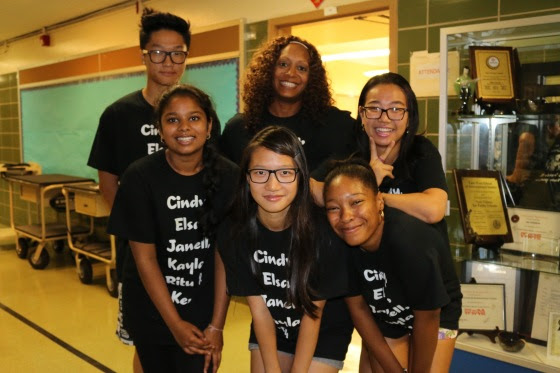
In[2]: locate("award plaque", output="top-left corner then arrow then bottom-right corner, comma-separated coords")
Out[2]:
453,169 -> 513,246
469,46 -> 516,103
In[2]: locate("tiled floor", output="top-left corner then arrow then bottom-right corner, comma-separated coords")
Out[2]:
0,243 -> 361,372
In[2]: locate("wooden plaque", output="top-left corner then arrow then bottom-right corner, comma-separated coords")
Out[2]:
453,169 -> 513,246
469,46 -> 516,103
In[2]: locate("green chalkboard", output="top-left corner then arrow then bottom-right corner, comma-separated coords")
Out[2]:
21,58 -> 238,180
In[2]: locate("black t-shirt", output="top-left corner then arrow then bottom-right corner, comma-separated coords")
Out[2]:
349,207 -> 462,338
87,89 -> 222,178
378,135 -> 451,247
108,150 -> 239,344
217,209 -> 354,359
378,135 -> 448,195
88,90 -> 161,178
219,107 -> 358,172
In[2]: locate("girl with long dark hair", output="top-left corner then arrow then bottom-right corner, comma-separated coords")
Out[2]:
217,126 -> 371,372
108,84 -> 238,372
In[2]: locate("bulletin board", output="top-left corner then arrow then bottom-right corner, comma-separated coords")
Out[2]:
21,58 -> 238,180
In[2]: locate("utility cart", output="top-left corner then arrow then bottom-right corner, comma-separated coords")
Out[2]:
5,174 -> 94,269
62,183 -> 117,297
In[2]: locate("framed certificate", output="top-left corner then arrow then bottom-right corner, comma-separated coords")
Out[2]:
547,312 -> 560,360
453,169 -> 513,246
459,283 -> 506,332
469,46 -> 516,103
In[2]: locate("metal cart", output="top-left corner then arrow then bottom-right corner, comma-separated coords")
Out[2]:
5,174 -> 94,269
62,183 -> 117,297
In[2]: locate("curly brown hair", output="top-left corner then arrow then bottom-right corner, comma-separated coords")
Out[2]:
243,35 -> 333,132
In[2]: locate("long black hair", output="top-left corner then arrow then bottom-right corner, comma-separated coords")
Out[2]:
243,35 -> 333,132
155,84 -> 221,240
231,126 -> 319,317
356,72 -> 421,180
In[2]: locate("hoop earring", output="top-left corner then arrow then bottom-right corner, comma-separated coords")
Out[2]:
206,134 -> 211,140
160,137 -> 165,144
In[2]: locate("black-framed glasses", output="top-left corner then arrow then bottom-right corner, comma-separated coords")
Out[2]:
360,106 -> 408,120
247,168 -> 299,184
142,49 -> 188,64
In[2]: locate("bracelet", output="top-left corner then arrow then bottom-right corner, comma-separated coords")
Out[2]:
207,324 -> 223,333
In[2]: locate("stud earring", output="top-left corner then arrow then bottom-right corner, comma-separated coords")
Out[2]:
380,210 -> 384,219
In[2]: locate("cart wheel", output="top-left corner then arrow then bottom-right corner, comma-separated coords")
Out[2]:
78,258 -> 93,284
106,269 -> 118,298
16,238 -> 30,259
28,247 -> 50,270
53,240 -> 65,253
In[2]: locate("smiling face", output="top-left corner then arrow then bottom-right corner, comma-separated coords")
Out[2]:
360,83 -> 409,155
272,43 -> 310,103
248,146 -> 299,227
143,29 -> 188,89
160,95 -> 211,162
325,175 -> 384,251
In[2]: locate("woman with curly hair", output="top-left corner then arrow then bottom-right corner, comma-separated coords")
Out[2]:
219,35 -> 357,173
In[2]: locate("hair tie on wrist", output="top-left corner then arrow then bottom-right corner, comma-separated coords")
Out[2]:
207,324 -> 223,332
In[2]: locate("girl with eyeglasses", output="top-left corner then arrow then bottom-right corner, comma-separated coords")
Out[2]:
312,73 -> 450,227
324,159 -> 462,373
215,126 -> 403,373
108,85 -> 238,372
353,73 -> 462,372
355,72 -> 448,226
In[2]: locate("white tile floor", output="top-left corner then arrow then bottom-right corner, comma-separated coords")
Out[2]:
0,242 -> 361,372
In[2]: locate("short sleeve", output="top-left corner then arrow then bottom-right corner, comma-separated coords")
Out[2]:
388,214 -> 450,310
107,162 -> 155,243
411,138 -> 448,193
313,214 -> 353,300
87,105 -> 119,175
216,220 -> 262,297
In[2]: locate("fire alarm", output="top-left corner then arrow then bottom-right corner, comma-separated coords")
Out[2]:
40,34 -> 51,47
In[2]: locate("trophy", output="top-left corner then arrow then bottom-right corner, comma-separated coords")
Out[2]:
454,66 -> 477,115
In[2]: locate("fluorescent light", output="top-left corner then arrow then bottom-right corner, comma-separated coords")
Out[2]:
322,49 -> 390,62
363,69 -> 389,77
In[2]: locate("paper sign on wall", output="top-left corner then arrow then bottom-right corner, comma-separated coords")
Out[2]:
410,50 -> 460,97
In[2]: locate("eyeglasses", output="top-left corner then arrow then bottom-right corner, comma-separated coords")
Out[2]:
360,106 -> 408,121
247,168 -> 299,184
142,49 -> 188,64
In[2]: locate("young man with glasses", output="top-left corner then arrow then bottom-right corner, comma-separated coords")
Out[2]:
87,8 -> 193,372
